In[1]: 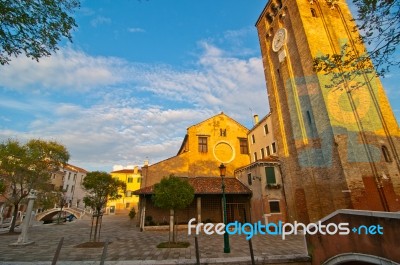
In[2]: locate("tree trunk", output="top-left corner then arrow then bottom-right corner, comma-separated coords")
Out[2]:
57,205 -> 64,224
93,215 -> 100,242
174,213 -> 178,243
9,204 -> 19,233
169,209 -> 174,243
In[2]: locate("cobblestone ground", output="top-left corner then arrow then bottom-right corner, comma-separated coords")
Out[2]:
0,215 -> 309,265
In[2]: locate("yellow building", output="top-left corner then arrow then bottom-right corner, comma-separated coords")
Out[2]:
136,112 -> 252,227
107,167 -> 142,214
141,112 -> 251,187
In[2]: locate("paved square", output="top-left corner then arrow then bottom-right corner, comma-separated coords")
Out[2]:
0,215 -> 309,265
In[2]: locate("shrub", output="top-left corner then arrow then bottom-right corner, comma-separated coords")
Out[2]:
128,208 -> 136,220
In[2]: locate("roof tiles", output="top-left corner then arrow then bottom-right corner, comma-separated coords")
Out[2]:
134,177 -> 251,195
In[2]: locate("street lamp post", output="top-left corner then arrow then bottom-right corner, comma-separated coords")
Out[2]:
219,163 -> 230,254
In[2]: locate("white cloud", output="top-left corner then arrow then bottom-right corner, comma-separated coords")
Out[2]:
91,16 -> 112,27
136,42 -> 268,121
0,49 -> 126,91
0,42 -> 269,171
223,27 -> 253,39
199,41 -> 224,58
128,27 -> 145,33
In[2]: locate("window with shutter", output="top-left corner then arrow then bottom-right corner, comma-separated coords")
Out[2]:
265,167 -> 276,184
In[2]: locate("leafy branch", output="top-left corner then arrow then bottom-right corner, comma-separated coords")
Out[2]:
313,0 -> 399,86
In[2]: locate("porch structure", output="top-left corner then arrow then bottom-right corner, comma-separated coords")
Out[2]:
134,177 -> 252,229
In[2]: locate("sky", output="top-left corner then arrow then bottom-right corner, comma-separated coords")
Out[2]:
0,0 -> 399,172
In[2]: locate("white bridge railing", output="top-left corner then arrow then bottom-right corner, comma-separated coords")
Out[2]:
35,206 -> 90,221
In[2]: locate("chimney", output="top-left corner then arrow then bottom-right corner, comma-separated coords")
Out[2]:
253,114 -> 259,125
143,159 -> 149,167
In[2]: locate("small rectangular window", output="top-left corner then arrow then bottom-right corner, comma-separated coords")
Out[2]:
127,177 -> 133,183
247,173 -> 252,185
266,146 -> 271,156
382,146 -> 393,162
198,137 -> 208,153
254,152 -> 258,161
137,178 -> 141,183
265,167 -> 276,184
261,148 -> 265,158
220,128 -> 227,137
125,203 -> 130,209
310,8 -> 317,17
126,190 -> 132,197
272,142 -> 277,153
264,124 -> 269,134
269,201 -> 280,213
239,138 -> 248,154
251,135 -> 256,144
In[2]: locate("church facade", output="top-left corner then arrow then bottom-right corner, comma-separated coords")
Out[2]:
135,112 -> 252,227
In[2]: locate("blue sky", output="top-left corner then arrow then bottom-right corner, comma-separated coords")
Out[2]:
0,1 -> 399,172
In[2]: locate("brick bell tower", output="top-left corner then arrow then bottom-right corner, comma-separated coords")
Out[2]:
255,0 -> 400,223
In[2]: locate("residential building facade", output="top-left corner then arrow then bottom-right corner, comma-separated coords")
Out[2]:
248,113 -> 277,162
107,167 -> 142,214
50,170 -> 65,191
235,157 -> 286,224
235,113 -> 287,223
62,164 -> 88,209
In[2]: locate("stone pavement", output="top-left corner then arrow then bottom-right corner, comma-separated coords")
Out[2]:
0,215 -> 310,265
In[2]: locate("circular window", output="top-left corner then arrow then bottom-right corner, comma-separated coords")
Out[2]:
213,141 -> 235,164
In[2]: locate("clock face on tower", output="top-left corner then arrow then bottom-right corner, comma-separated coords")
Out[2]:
272,28 -> 287,52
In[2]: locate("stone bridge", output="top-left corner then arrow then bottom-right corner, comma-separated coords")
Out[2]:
36,207 -> 89,221
308,209 -> 400,265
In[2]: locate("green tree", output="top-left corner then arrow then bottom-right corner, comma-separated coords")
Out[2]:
313,0 -> 399,86
35,189 -> 62,211
82,171 -> 126,242
0,0 -> 80,65
0,139 -> 70,232
353,0 -> 399,76
152,175 -> 194,243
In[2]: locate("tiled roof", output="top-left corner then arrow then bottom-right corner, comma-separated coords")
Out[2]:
64,164 -> 88,173
133,177 -> 251,195
111,169 -> 140,174
257,156 -> 280,162
234,156 -> 280,174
